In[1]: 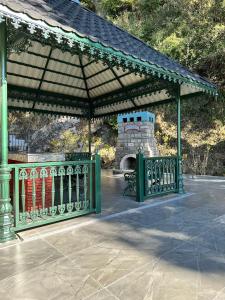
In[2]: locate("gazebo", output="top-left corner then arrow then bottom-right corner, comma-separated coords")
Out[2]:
0,0 -> 217,242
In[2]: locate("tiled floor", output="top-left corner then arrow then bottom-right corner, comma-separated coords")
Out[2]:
0,171 -> 225,299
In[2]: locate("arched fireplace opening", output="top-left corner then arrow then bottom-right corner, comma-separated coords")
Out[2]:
120,154 -> 136,171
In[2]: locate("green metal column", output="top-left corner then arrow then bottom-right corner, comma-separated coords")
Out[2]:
94,153 -> 101,213
136,150 -> 144,202
88,118 -> 92,154
176,85 -> 184,194
0,21 -> 16,242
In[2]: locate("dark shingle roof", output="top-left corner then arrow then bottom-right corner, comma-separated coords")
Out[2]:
0,0 -> 216,90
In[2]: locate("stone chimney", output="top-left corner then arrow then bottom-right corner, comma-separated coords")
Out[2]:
115,112 -> 159,171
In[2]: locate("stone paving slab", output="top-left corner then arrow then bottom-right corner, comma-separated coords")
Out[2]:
0,171 -> 225,299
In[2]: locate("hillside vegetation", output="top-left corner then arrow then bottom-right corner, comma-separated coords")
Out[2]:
89,0 -> 225,175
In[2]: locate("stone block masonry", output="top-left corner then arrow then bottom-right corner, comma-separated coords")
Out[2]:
116,112 -> 159,170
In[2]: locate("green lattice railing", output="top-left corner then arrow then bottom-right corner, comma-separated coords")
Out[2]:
144,156 -> 177,197
136,153 -> 178,202
9,154 -> 101,231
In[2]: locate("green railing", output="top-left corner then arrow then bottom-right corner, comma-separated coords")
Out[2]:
136,153 -> 178,201
9,154 -> 101,231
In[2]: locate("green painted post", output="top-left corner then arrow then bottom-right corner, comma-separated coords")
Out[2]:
0,21 -> 16,242
176,85 -> 184,194
94,153 -> 101,213
136,150 -> 144,202
88,119 -> 92,154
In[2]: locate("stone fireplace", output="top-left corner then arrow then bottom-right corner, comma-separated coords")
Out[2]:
116,112 -> 159,171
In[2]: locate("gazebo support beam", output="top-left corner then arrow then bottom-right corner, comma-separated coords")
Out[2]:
0,21 -> 16,242
88,119 -> 92,153
176,85 -> 184,194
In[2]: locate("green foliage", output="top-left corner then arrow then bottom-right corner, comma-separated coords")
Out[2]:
100,0 -> 137,17
104,116 -> 118,130
98,0 -> 225,175
100,0 -> 225,87
81,0 -> 96,11
50,130 -> 82,153
99,144 -> 116,167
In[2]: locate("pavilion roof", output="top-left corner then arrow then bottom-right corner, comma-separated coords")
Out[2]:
0,0 -> 217,118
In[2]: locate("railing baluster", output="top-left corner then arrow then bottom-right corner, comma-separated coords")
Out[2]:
89,161 -> 93,210
157,160 -> 161,192
30,168 -> 38,222
58,166 -> 66,215
169,159 -> 172,190
150,160 -> 153,194
162,159 -> 165,192
40,168 -> 48,218
66,166 -> 74,213
18,168 -> 28,225
13,167 -> 20,227
82,164 -> 89,210
75,165 -> 82,211
50,167 -> 57,216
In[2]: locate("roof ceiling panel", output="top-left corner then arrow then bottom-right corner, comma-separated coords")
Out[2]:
113,66 -> 129,77
29,41 -> 51,56
94,101 -> 134,116
87,69 -> 115,88
8,76 -> 40,89
89,80 -> 121,98
47,60 -> 83,77
82,55 -> 91,66
44,72 -> 85,88
84,61 -> 106,77
51,49 -> 80,65
8,63 -> 43,79
41,82 -> 88,98
9,52 -> 47,68
120,74 -> 145,87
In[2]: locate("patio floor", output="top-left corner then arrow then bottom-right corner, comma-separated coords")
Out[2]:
0,171 -> 225,300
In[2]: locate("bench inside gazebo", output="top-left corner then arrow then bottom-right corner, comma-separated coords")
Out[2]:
0,0 -> 217,242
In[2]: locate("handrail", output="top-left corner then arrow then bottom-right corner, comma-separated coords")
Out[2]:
9,159 -> 95,169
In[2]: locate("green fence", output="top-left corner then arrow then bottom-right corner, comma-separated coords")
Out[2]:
136,153 -> 178,202
9,154 -> 101,231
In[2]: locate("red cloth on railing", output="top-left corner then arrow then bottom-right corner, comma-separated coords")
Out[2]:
9,160 -> 52,212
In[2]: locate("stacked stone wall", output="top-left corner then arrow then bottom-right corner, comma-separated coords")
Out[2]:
116,121 -> 159,169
